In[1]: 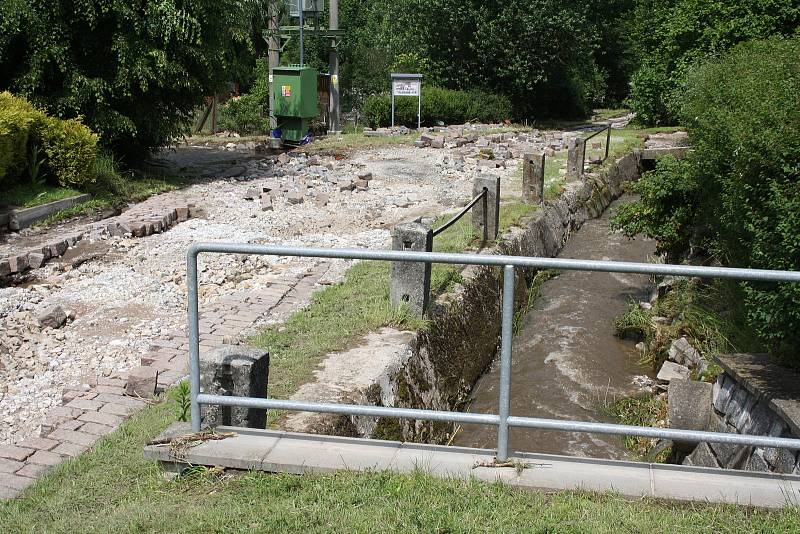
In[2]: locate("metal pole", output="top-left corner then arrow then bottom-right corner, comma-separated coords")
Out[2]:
605,123 -> 611,161
496,264 -> 515,461
187,249 -> 201,432
391,85 -> 395,128
417,84 -> 421,130
328,0 -> 340,133
268,0 -> 280,131
299,2 -> 304,67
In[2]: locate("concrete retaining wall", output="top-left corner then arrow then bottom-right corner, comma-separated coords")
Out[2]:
348,151 -> 644,443
683,354 -> 800,474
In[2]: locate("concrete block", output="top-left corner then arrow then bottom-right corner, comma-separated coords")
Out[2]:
389,222 -> 433,316
566,137 -> 586,179
522,152 -> 545,205
668,379 -> 712,452
200,344 -> 269,429
657,361 -> 690,382
472,175 -> 501,241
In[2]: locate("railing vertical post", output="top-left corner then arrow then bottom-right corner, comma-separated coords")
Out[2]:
522,152 -> 545,204
472,175 -> 500,241
496,264 -> 515,462
390,222 -> 433,315
187,248 -> 202,432
605,123 -> 611,161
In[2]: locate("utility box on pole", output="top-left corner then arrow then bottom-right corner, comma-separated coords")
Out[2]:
272,66 -> 318,143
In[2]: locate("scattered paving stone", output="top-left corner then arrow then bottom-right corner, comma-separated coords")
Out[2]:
125,366 -> 158,399
286,192 -> 305,205
37,305 -> 67,329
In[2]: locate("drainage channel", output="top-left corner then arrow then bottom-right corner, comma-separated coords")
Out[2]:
454,196 -> 657,459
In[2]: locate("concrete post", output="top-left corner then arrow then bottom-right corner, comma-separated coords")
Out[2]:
522,152 -> 545,204
200,345 -> 269,429
472,175 -> 501,241
390,222 -> 433,315
566,137 -> 586,179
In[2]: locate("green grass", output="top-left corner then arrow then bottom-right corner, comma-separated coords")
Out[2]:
592,108 -> 631,121
602,394 -> 670,460
32,174 -> 187,227
2,393 -> 798,532
250,261 -> 425,409
2,182 -> 83,208
248,200 -> 541,417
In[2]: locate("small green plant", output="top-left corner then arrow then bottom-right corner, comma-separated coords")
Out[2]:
613,303 -> 653,342
170,381 -> 191,422
27,143 -> 46,188
602,394 -> 668,459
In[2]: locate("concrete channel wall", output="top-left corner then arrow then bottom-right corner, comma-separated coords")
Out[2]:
682,353 -> 800,475
335,151 -> 644,444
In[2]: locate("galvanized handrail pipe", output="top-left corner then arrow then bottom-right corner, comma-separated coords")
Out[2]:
187,243 -> 800,458
583,123 -> 612,164
496,265 -> 516,461
194,394 -> 800,451
431,188 -> 486,238
187,244 -> 800,283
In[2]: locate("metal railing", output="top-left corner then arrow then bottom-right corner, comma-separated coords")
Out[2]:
431,188 -> 486,238
187,243 -> 800,462
583,123 -> 612,166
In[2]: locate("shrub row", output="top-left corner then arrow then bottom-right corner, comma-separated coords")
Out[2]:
612,37 -> 800,361
0,92 -> 98,188
362,86 -> 511,129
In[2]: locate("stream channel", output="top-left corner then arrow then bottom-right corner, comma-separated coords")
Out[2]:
455,196 -> 657,459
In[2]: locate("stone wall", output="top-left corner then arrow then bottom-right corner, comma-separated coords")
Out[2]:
355,151 -> 644,443
682,353 -> 800,474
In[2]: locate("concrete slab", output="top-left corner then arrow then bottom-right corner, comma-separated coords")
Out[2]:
651,463 -> 800,507
391,443 -> 495,479
508,451 -> 654,497
144,423 -> 800,508
263,433 -> 400,474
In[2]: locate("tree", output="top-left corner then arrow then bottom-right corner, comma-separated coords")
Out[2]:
626,0 -> 800,125
0,0 -> 267,156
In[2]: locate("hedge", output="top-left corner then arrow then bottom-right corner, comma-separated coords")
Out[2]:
613,37 -> 800,360
362,86 -> 512,129
0,91 -> 98,188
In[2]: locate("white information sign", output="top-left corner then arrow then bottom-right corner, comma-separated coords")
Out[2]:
390,73 -> 423,129
392,79 -> 421,97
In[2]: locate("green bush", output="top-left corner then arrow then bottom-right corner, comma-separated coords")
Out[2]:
0,92 -> 98,189
626,0 -> 800,126
217,58 -> 270,135
362,87 -> 511,129
37,116 -> 98,188
614,36 -> 800,361
0,91 -> 44,184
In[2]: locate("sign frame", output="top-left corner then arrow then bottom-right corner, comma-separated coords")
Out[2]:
390,73 -> 423,129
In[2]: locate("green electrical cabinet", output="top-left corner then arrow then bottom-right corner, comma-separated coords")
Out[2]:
272,66 -> 318,143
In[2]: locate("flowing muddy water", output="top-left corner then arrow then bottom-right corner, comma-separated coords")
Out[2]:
455,197 -> 656,459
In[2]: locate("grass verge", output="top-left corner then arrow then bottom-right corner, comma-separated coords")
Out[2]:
2,183 -> 83,208
2,393 -> 798,532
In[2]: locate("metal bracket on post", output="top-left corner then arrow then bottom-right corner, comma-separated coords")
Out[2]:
522,152 -> 545,204
390,222 -> 433,316
472,175 -> 500,241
